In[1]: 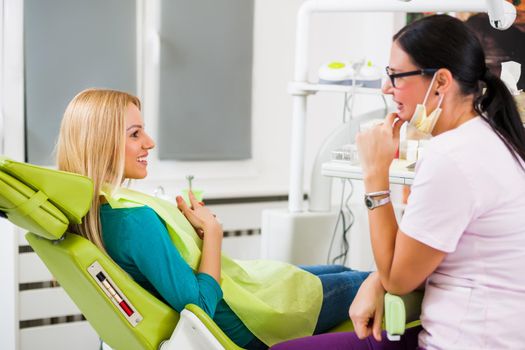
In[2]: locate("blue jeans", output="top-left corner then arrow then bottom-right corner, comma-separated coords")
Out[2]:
300,265 -> 370,334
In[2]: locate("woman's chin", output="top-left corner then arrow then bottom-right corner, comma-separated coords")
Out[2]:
396,112 -> 411,122
396,108 -> 415,122
124,171 -> 148,180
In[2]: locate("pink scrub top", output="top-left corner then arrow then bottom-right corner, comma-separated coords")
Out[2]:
400,117 -> 525,349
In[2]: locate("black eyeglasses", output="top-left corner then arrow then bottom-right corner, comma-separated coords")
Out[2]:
385,66 -> 438,88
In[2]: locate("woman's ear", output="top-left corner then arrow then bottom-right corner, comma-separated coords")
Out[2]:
435,68 -> 453,94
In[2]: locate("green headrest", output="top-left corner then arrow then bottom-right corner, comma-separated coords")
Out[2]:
0,157 -> 93,240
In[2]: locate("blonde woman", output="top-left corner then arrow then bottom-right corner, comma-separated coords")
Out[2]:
56,88 -> 371,349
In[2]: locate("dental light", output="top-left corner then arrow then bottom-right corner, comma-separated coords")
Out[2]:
399,0 -> 517,30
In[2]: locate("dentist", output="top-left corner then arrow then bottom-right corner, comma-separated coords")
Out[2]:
272,14 -> 525,350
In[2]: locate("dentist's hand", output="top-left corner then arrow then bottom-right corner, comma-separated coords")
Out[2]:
349,272 -> 386,342
176,191 -> 222,240
356,113 -> 405,179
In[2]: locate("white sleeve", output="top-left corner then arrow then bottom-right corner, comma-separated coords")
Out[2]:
400,149 -> 478,253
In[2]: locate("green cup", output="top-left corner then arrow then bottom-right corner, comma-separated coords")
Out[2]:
181,188 -> 204,205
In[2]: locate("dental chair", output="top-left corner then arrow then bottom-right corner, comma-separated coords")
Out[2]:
0,156 -> 420,350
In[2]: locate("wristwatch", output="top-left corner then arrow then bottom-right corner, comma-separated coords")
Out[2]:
364,190 -> 391,210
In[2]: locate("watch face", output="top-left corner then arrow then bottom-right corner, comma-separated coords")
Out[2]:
365,197 -> 374,209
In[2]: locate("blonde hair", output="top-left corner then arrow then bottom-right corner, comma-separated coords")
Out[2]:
56,88 -> 141,250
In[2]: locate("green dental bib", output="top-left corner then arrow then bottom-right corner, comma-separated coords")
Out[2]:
102,187 -> 323,346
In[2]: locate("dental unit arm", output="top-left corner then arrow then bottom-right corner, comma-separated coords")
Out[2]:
486,0 -> 517,30
402,0 -> 517,30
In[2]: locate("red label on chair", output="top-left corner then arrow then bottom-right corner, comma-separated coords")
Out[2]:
119,301 -> 134,316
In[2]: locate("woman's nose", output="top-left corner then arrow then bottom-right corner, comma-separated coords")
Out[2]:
144,133 -> 156,150
382,79 -> 394,95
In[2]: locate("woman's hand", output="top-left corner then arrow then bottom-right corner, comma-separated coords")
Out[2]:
349,272 -> 386,342
176,191 -> 221,239
356,113 -> 405,178
178,191 -> 223,282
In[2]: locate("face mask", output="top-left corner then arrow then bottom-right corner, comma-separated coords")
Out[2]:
409,73 -> 444,136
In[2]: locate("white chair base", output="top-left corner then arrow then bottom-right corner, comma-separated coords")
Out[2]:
159,308 -> 226,350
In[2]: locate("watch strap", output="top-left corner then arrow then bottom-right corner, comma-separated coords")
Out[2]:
365,190 -> 391,197
365,195 -> 391,210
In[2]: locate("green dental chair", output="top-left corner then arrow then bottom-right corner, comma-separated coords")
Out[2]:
0,157 -> 420,350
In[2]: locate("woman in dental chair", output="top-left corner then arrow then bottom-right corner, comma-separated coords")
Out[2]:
271,14 -> 525,350
55,88 -> 371,349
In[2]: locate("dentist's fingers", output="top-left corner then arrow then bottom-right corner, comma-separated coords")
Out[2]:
372,299 -> 384,342
352,317 -> 372,340
384,112 -> 399,129
392,117 -> 405,142
385,112 -> 405,150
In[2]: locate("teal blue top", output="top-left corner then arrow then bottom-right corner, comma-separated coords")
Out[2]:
99,203 -> 254,347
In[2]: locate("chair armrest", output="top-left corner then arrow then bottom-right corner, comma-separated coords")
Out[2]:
384,291 -> 423,340
160,304 -> 245,350
185,304 -> 244,350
